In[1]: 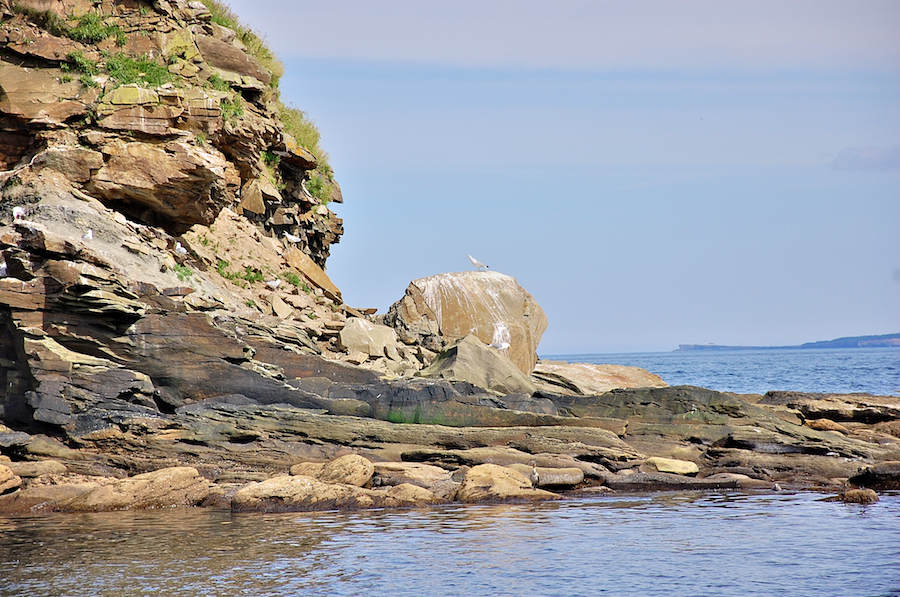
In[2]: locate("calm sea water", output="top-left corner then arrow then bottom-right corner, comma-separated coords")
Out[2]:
1,492 -> 898,597
544,347 -> 900,396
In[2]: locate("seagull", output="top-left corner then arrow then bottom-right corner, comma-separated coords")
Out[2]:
530,464 -> 540,488
773,482 -> 783,492
284,232 -> 302,243
265,279 -> 281,289
468,254 -> 489,270
81,229 -> 93,241
12,206 -> 25,220
490,342 -> 510,350
175,241 -> 188,255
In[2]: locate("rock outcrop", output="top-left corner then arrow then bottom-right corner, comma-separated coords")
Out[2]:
385,271 -> 547,375
532,361 -> 668,395
418,334 -> 537,395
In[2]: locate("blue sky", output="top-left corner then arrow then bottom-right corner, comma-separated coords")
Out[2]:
228,0 -> 899,354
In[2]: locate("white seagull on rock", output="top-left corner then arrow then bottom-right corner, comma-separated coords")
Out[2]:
468,254 -> 489,270
265,279 -> 281,289
284,232 -> 302,244
175,241 -> 188,255
12,206 -> 25,220
81,229 -> 93,241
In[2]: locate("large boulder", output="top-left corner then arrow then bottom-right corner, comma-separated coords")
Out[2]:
337,318 -> 402,361
456,463 -> 559,502
532,361 -> 668,395
385,271 -> 547,374
417,335 -> 536,395
289,454 -> 374,487
58,467 -> 210,511
0,464 -> 22,494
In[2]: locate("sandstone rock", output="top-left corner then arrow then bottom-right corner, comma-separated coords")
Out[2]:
417,334 -> 536,395
838,488 -> 879,504
457,463 -> 559,502
532,361 -> 668,395
507,463 -> 585,488
759,391 -> 900,424
372,461 -> 458,500
338,318 -> 401,360
283,247 -> 342,302
5,459 -> 68,478
639,456 -> 699,476
848,461 -> 900,490
0,482 -> 100,515
386,271 -> 547,374
59,466 -> 210,511
378,483 -> 436,507
290,454 -> 374,488
0,464 -> 22,494
195,34 -> 272,86
232,474 -> 375,512
805,418 -> 850,434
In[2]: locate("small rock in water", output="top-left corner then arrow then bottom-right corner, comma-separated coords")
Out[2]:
840,488 -> 878,504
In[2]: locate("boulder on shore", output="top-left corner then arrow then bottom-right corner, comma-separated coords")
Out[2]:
385,271 -> 547,375
456,463 -> 560,502
532,361 -> 668,395
59,467 -> 210,512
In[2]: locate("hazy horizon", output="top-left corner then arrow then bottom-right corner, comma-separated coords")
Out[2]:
227,0 -> 900,354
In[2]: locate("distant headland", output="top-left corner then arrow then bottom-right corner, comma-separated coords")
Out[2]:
676,333 -> 900,352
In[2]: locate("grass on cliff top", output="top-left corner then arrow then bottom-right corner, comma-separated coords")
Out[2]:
198,0 -> 284,86
10,5 -> 126,45
197,1 -> 332,176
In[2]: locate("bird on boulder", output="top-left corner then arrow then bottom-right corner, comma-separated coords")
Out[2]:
530,464 -> 540,488
81,229 -> 93,241
468,254 -> 489,270
175,241 -> 188,255
265,279 -> 281,289
284,232 -> 302,244
12,206 -> 25,220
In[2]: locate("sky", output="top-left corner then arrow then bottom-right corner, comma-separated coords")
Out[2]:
226,0 -> 900,354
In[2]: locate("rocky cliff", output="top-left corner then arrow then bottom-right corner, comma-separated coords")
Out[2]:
1,0 -> 899,515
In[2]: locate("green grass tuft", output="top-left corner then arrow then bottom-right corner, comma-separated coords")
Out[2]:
105,53 -> 172,87
68,12 -> 124,44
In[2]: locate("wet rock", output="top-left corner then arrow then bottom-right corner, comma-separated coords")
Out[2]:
0,482 -> 100,515
837,488 -> 879,504
532,361 -> 668,396
507,463 -> 585,488
848,461 -> 900,490
456,463 -> 560,502
604,471 -> 741,491
639,457 -> 699,476
697,472 -> 770,489
385,271 -> 547,374
418,334 -> 536,395
290,454 -> 374,488
5,459 -> 67,478
59,466 -> 210,511
0,464 -> 22,494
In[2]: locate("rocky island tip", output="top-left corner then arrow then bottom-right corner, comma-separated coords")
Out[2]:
1,0 -> 898,515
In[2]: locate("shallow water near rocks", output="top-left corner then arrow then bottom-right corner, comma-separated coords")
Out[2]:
1,492 -> 898,597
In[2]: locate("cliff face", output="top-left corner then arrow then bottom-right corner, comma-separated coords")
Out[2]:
0,0 -> 360,434
0,0 -> 342,264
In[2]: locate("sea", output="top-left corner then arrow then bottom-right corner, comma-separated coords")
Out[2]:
1,347 -> 899,597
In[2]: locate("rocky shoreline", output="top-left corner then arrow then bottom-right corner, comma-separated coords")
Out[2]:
1,0 -> 898,516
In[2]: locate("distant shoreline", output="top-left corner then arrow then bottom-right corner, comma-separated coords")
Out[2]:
676,333 -> 900,352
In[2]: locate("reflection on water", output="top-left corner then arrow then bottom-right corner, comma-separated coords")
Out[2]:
1,492 -> 899,597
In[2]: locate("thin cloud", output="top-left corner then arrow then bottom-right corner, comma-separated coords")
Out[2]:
830,146 -> 900,171
228,0 -> 900,73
